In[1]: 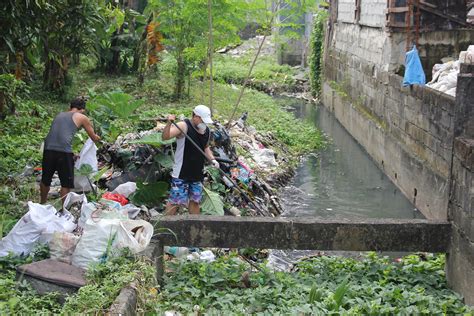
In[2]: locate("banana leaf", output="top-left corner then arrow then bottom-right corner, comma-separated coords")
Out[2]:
129,181 -> 169,207
129,132 -> 175,147
154,152 -> 174,169
201,187 -> 224,216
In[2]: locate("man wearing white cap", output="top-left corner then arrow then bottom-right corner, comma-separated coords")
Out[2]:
162,105 -> 219,215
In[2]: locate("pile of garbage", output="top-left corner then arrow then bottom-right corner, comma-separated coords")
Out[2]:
0,189 -> 153,269
0,113 -> 294,266
427,45 -> 474,97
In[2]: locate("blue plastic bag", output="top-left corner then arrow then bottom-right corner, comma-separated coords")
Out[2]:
403,46 -> 426,86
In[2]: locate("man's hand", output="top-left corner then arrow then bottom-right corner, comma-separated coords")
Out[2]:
167,114 -> 176,123
211,159 -> 220,169
93,134 -> 101,143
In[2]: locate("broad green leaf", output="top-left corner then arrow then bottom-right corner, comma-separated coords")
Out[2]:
75,164 -> 94,176
333,278 -> 350,308
309,285 -> 323,304
154,152 -> 174,169
129,181 -> 168,207
201,186 -> 224,216
129,133 -> 175,147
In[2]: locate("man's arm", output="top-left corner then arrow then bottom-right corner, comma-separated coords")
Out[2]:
162,115 -> 187,140
77,114 -> 100,142
204,146 -> 219,168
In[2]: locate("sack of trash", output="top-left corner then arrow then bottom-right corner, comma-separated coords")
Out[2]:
71,218 -> 153,269
49,231 -> 80,264
74,138 -> 98,191
0,202 -> 76,257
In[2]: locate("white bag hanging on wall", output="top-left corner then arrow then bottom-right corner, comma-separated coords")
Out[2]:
74,138 -> 98,191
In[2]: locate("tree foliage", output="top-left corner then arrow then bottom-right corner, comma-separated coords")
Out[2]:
145,0 -> 251,99
0,0 -> 101,91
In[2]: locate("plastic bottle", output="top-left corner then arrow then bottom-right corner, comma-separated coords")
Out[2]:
164,246 -> 189,258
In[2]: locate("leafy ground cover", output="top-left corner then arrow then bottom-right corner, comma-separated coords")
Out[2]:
0,51 -> 324,313
212,53 -> 300,93
154,252 -> 472,314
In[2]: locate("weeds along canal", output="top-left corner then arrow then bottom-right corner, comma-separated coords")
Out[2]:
269,97 -> 424,270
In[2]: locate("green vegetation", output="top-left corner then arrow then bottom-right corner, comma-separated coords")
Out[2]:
1,1 -> 470,314
0,245 -> 61,314
309,7 -> 329,97
154,252 -> 472,314
212,54 -> 299,93
62,250 -> 155,314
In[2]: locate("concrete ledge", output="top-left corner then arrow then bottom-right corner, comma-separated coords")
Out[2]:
109,285 -> 137,316
153,215 -> 451,252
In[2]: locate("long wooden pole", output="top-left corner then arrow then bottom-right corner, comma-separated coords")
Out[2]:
226,0 -> 282,128
207,0 -> 214,114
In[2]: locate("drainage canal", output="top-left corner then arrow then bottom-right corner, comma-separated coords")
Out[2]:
269,98 -> 423,269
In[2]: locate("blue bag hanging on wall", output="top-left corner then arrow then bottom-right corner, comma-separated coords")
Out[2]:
403,45 -> 426,86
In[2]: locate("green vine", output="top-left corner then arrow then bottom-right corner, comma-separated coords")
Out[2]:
309,7 -> 329,97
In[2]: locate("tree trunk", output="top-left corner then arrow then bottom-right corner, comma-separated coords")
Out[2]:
108,30 -> 121,74
43,56 -> 69,91
174,53 -> 186,100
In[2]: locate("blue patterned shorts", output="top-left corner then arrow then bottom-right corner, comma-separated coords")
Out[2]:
168,177 -> 203,206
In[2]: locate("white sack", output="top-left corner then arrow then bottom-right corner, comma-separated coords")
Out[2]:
251,148 -> 278,168
72,219 -> 153,269
49,231 -> 80,264
111,182 -> 137,198
39,209 -> 76,243
0,202 -> 75,257
64,192 -> 87,211
74,138 -> 98,191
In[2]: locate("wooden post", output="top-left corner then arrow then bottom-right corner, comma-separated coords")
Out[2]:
153,240 -> 165,286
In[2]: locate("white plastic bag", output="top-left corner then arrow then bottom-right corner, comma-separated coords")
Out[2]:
78,201 -> 97,230
72,219 -> 153,269
49,231 -> 80,264
0,202 -> 76,257
63,192 -> 88,211
39,209 -> 77,243
111,182 -> 137,198
74,139 -> 98,191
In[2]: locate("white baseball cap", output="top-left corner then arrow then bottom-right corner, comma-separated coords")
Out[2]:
193,104 -> 213,124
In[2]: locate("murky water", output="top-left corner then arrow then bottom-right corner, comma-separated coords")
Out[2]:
268,99 -> 423,270
281,99 -> 422,219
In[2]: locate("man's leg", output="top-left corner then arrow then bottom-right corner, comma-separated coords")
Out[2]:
40,182 -> 50,204
165,203 -> 180,215
188,201 -> 200,214
57,152 -> 75,208
40,150 -> 55,204
188,181 -> 203,215
60,187 -> 71,207
165,178 -> 187,215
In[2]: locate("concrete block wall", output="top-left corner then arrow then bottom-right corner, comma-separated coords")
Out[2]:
447,138 -> 474,305
324,0 -> 474,304
446,64 -> 474,305
360,0 -> 387,27
337,0 -> 356,23
323,27 -> 457,219
332,23 -> 390,68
